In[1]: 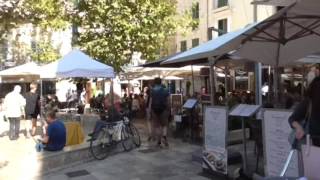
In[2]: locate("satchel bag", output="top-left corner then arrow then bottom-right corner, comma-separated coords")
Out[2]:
288,100 -> 312,149
301,135 -> 320,180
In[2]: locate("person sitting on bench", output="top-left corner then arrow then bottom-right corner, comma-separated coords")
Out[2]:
38,111 -> 66,151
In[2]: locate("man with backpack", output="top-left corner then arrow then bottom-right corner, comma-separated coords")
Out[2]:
151,78 -> 169,147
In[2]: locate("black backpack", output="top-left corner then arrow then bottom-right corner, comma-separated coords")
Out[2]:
151,86 -> 168,115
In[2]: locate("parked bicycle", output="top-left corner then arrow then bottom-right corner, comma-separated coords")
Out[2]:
89,111 -> 141,160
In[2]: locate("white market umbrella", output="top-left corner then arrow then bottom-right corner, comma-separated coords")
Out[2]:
234,0 -> 320,67
135,75 -> 154,80
163,76 -> 183,80
40,49 -> 114,79
0,62 -> 40,76
0,62 -> 41,82
232,0 -> 320,101
296,54 -> 320,64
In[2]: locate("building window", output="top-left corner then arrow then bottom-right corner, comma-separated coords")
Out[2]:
191,2 -> 199,30
180,41 -> 187,52
217,0 -> 228,8
192,2 -> 199,19
192,38 -> 199,48
218,18 -> 228,36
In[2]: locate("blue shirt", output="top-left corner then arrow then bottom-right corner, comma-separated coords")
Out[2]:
46,120 -> 66,151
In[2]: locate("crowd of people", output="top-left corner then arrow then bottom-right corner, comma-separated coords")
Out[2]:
1,83 -> 66,152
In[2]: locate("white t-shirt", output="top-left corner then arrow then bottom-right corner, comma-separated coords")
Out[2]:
4,91 -> 26,118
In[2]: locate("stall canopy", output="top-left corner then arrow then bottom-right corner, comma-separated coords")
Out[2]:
162,24 -> 258,66
0,62 -> 41,82
0,62 -> 40,76
40,49 -> 114,79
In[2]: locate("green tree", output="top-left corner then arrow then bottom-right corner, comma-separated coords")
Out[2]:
0,0 -> 69,40
29,41 -> 61,64
0,0 -> 69,64
72,0 -> 191,72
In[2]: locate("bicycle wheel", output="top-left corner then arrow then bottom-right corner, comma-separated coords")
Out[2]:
129,124 -> 141,147
121,126 -> 133,151
89,128 -> 110,160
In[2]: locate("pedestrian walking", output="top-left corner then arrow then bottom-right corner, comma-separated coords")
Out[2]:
24,82 -> 40,137
145,88 -> 153,141
3,85 -> 26,140
151,78 -> 169,147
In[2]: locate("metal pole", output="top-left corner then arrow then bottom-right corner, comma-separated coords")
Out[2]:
255,63 -> 262,105
209,63 -> 215,105
242,117 -> 248,172
274,43 -> 281,105
224,66 -> 228,105
40,79 -> 43,118
253,2 -> 262,106
191,65 -> 195,96
268,65 -> 272,102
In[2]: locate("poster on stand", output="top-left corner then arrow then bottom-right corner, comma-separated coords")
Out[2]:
229,104 -> 260,117
203,106 -> 228,175
263,109 -> 299,177
170,94 -> 183,115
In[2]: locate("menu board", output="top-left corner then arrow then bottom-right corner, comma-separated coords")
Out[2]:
263,109 -> 299,177
203,106 -> 228,175
229,104 -> 260,117
170,94 -> 183,115
183,99 -> 198,109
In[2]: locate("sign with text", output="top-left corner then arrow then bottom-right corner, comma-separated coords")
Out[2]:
203,106 -> 228,175
229,104 -> 260,117
170,94 -> 183,115
263,109 -> 299,177
183,99 -> 198,109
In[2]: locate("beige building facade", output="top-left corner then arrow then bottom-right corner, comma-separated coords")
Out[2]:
174,0 -> 276,53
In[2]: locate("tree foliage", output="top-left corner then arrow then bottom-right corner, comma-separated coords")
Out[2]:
72,0 -> 190,72
30,41 -> 61,64
0,0 -> 69,64
0,0 -> 69,40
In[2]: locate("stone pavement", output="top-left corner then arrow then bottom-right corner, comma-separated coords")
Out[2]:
0,116 -> 262,180
41,139 -> 213,180
0,120 -> 44,180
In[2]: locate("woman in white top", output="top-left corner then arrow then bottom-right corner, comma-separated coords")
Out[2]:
3,85 -> 26,140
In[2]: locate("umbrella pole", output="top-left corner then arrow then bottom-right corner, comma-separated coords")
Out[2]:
224,66 -> 228,105
191,65 -> 195,96
255,63 -> 262,106
273,42 -> 281,105
40,79 -> 43,118
110,78 -> 115,121
266,66 -> 271,102
209,64 -> 216,105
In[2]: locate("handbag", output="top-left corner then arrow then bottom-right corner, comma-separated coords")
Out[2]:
301,135 -> 320,180
288,100 -> 312,149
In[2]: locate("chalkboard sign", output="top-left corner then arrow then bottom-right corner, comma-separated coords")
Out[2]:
263,109 -> 299,177
203,106 -> 228,175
